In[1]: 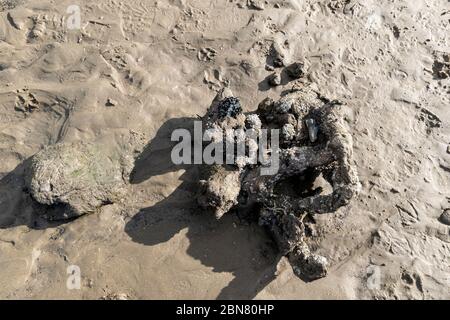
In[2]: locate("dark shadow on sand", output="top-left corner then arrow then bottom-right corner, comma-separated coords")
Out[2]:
126,117 -> 281,299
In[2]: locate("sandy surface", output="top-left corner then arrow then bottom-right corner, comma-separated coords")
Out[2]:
0,0 -> 449,299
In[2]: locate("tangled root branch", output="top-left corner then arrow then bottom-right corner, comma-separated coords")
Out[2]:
198,85 -> 360,281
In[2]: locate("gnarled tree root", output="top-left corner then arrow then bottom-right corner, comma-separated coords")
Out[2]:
198,85 -> 360,281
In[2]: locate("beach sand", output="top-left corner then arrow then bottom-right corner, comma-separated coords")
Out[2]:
0,0 -> 449,299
